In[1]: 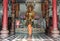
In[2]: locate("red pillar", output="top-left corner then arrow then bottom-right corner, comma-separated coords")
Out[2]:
51,0 -> 59,37
1,0 -> 9,38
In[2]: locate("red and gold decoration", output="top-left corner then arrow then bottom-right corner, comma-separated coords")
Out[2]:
11,0 -> 16,34
41,0 -> 49,35
45,0 -> 49,27
15,3 -> 20,18
41,2 -> 46,18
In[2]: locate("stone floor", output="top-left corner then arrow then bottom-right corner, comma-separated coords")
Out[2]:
0,33 -> 60,41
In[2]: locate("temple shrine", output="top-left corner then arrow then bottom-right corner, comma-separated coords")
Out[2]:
0,0 -> 60,41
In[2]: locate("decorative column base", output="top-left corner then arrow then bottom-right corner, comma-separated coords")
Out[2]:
49,26 -> 59,38
10,30 -> 14,35
1,28 -> 9,38
51,29 -> 59,38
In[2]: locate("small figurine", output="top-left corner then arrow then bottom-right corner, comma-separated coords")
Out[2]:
16,20 -> 20,28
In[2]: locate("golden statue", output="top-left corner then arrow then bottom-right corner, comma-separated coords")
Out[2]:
25,4 -> 35,36
25,4 -> 35,25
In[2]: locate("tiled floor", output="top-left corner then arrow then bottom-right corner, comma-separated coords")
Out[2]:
0,33 -> 60,41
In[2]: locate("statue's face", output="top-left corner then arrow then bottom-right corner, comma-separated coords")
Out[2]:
27,5 -> 33,12
29,7 -> 32,11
